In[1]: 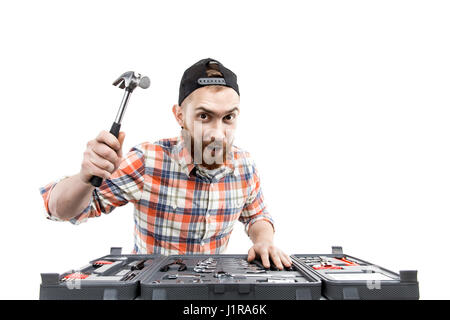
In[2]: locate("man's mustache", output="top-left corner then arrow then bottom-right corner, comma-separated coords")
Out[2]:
203,141 -> 225,148
189,139 -> 229,149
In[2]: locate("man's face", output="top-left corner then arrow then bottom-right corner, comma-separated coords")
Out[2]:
172,86 -> 240,169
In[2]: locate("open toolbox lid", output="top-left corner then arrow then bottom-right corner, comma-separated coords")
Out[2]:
139,254 -> 322,300
291,246 -> 419,300
40,247 -> 165,300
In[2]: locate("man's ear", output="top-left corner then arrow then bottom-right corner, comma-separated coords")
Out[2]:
172,104 -> 184,127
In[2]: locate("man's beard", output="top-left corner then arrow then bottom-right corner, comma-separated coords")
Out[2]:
181,127 -> 232,170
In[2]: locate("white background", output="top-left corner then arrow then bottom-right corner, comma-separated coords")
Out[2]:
0,0 -> 448,299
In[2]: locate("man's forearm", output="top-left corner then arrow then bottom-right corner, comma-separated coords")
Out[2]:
48,173 -> 95,221
248,220 -> 274,244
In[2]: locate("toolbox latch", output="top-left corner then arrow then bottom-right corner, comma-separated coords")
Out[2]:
332,246 -> 343,255
103,289 -> 118,300
399,270 -> 418,283
238,284 -> 251,294
110,247 -> 122,255
214,284 -> 225,294
152,289 -> 168,300
342,287 -> 360,300
41,273 -> 60,285
295,288 -> 312,300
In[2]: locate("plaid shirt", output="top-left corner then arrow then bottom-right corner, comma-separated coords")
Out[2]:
39,134 -> 275,255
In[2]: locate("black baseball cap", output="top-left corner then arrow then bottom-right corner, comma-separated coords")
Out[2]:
178,58 -> 240,106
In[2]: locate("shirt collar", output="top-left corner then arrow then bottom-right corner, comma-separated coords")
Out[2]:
172,133 -> 237,179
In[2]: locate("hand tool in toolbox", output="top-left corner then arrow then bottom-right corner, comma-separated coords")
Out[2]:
159,258 -> 188,272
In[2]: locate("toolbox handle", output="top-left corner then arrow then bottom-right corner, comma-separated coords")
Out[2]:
41,273 -> 60,285
399,270 -> 418,283
332,246 -> 343,255
110,247 -> 122,255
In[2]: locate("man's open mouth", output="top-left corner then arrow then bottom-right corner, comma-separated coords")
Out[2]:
206,144 -> 223,151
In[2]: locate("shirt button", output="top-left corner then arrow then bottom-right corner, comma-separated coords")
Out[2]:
200,241 -> 205,246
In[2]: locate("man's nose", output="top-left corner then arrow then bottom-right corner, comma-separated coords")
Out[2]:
206,134 -> 224,145
205,123 -> 226,143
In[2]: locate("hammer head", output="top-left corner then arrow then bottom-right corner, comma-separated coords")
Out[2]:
113,71 -> 150,92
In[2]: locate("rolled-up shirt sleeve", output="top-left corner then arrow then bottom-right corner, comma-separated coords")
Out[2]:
238,160 -> 275,236
39,146 -> 146,225
39,176 -> 71,222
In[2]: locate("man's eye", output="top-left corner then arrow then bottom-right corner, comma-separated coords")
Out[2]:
199,114 -> 208,120
224,114 -> 235,121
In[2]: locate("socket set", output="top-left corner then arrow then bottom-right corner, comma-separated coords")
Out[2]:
40,246 -> 419,300
140,254 -> 321,300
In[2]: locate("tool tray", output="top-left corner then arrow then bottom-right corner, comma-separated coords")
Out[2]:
40,247 -> 161,300
139,254 -> 322,300
291,246 -> 419,300
40,246 -> 419,300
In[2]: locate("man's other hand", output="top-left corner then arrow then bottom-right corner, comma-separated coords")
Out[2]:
247,241 -> 292,270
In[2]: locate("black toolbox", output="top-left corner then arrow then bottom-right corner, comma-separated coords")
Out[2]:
291,246 -> 419,300
40,246 -> 419,300
40,247 -> 161,300
139,254 -> 322,300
